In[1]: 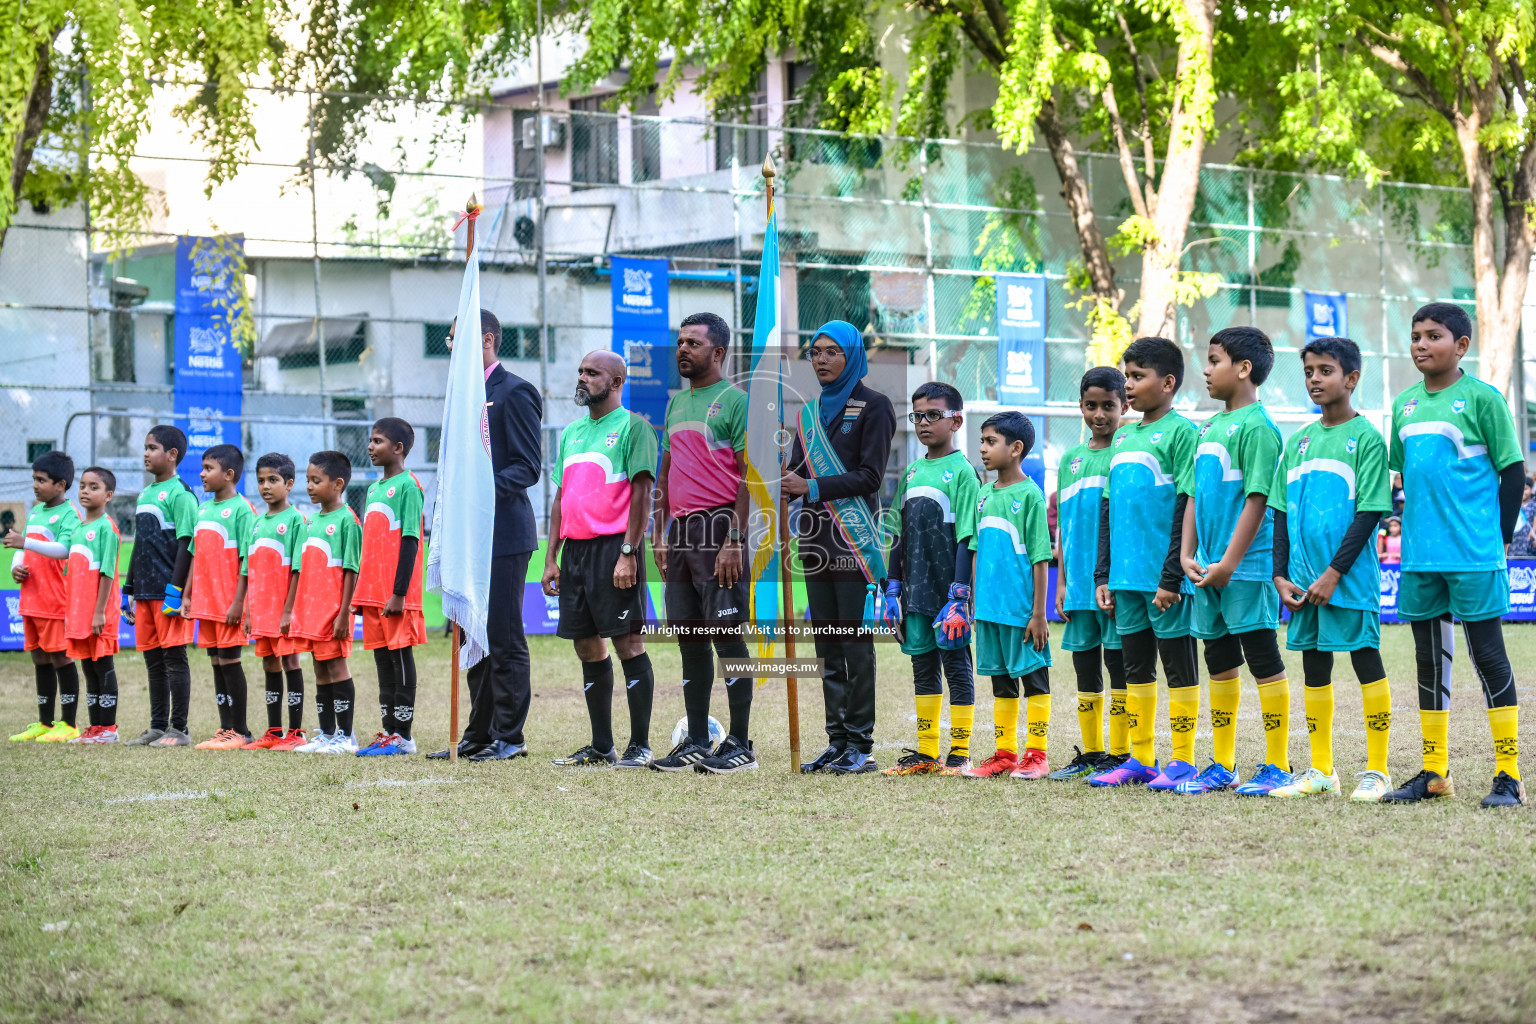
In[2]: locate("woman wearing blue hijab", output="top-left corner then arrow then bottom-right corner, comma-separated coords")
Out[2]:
783,320 -> 898,774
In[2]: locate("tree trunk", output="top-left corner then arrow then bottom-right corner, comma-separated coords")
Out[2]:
1453,117 -> 1535,402
1,35 -> 58,256
1134,0 -> 1216,340
1035,98 -> 1120,312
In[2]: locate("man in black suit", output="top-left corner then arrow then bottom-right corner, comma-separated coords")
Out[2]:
427,308 -> 544,760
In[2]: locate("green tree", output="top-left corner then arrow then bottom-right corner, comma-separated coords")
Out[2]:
1260,0 -> 1536,400
567,0 -> 1267,362
0,0 -> 533,255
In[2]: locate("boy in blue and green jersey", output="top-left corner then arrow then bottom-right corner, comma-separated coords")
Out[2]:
880,382 -> 981,776
1049,367 -> 1128,781
1177,326 -> 1288,797
1267,336 -> 1395,802
1089,337 -> 1201,789
960,411 -> 1054,780
1383,302 -> 1525,808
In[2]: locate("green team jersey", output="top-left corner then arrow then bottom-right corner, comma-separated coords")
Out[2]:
1056,442 -> 1114,612
355,471 -> 426,609
1193,402 -> 1282,582
188,496 -> 255,622
661,379 -> 747,514
889,450 -> 981,617
1268,415 -> 1391,613
291,506 -> 363,641
66,514 -> 121,639
18,500 -> 81,619
554,407 -> 659,540
1105,413 -> 1197,593
1390,372 -> 1523,572
974,478 -> 1053,628
244,505 -> 306,635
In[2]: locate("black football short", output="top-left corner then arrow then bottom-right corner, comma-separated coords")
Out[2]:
557,533 -> 646,640
664,507 -> 748,639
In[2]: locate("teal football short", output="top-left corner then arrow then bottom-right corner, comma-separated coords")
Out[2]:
1285,602 -> 1382,652
1060,609 -> 1124,652
1397,569 -> 1510,622
975,619 -> 1052,677
1112,589 -> 1193,639
1191,580 -> 1281,639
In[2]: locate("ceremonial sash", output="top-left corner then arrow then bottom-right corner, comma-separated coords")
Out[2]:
798,399 -> 888,584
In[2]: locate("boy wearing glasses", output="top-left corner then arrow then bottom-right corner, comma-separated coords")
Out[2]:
880,383 -> 981,775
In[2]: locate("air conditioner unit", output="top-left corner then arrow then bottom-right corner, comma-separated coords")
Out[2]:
520,114 -> 566,151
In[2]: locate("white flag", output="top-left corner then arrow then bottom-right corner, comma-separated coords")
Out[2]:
425,254 -> 496,668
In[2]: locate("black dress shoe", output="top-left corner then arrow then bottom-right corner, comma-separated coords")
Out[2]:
467,739 -> 529,761
426,741 -> 487,760
801,745 -> 843,773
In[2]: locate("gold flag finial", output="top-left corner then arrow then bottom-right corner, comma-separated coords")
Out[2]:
761,155 -> 776,180
467,192 -> 480,212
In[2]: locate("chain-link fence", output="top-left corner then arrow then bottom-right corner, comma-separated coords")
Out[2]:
0,84 -> 1521,525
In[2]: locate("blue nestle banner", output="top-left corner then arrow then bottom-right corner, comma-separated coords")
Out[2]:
1304,291 -> 1347,341
995,273 -> 1047,405
174,236 -> 245,499
611,256 -> 671,430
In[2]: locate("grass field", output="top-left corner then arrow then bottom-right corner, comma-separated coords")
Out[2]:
3,625 -> 1535,1023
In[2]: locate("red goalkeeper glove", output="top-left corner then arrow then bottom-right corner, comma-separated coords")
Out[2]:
932,583 -> 972,649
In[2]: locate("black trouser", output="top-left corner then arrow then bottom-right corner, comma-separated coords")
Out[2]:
465,551 -> 532,746
804,573 -> 877,754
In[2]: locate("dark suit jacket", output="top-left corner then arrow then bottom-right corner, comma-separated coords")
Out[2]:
485,364 -> 543,557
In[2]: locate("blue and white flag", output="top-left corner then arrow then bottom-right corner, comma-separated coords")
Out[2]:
425,253 -> 496,668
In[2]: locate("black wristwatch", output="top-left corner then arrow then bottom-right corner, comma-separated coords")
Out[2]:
619,542 -> 636,557
726,528 -> 742,544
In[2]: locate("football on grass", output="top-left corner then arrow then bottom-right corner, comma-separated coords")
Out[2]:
670,715 -> 725,749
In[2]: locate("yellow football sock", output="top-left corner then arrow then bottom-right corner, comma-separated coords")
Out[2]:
1488,706 -> 1520,781
1209,677 -> 1241,770
949,703 -> 974,759
1077,691 -> 1105,754
1026,693 -> 1051,752
915,694 -> 942,759
1126,682 -> 1157,765
1169,687 -> 1199,764
1257,677 -> 1291,772
1305,683 -> 1335,776
1360,678 -> 1391,775
1108,690 -> 1129,756
1420,709 -> 1450,777
994,697 -> 1020,754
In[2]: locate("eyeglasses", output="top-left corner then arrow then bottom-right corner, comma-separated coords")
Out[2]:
907,410 -> 957,425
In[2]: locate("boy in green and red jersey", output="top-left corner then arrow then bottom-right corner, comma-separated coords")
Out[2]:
242,452 -> 308,750
355,418 -> 427,757
289,451 -> 363,754
185,445 -> 256,749
5,450 -> 82,743
64,467 -> 124,743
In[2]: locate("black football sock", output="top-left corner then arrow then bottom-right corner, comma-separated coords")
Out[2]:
679,641 -> 714,745
34,662 -> 57,725
395,647 -> 417,740
284,668 -> 305,731
96,656 -> 118,728
264,671 -> 284,730
81,658 -> 101,728
223,656 -> 249,737
620,652 -> 655,750
55,660 -> 78,728
373,648 -> 399,734
315,683 -> 337,734
716,638 -> 752,744
144,648 -> 168,730
211,662 -> 232,732
581,658 -> 615,754
164,645 -> 191,732
334,678 -> 356,736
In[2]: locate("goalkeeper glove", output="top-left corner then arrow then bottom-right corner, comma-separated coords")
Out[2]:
161,583 -> 183,615
879,579 -> 903,633
933,583 -> 972,649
